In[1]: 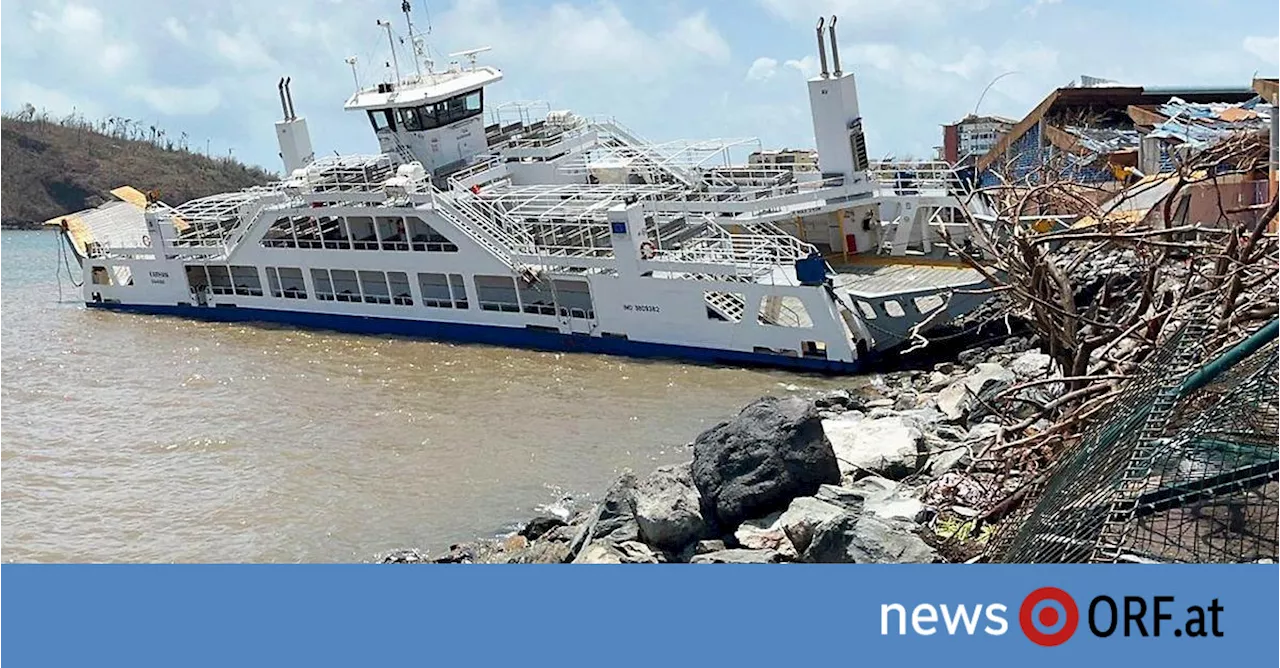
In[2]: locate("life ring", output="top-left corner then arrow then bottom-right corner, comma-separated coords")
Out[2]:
141,234 -> 152,247
639,241 -> 657,260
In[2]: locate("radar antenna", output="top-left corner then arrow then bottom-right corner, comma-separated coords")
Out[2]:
448,46 -> 491,71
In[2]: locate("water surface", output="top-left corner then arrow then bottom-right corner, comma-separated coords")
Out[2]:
1,229 -> 849,561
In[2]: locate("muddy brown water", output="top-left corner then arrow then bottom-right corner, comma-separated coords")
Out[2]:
2,230 -> 856,562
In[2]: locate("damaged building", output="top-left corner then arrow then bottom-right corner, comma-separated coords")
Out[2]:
971,76 -> 1277,230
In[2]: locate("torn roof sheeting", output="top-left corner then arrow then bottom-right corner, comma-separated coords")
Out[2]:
1146,96 -> 1272,148
1062,126 -> 1143,154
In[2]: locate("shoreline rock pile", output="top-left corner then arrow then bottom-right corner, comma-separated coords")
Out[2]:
378,332 -> 1061,564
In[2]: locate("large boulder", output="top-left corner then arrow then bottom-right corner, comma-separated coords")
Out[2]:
803,514 -> 937,564
692,396 -> 840,529
632,463 -> 707,551
823,414 -> 924,480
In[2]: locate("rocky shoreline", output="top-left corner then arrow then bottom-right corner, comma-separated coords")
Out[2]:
378,323 -> 1055,565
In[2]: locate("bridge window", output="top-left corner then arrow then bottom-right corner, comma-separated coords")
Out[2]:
398,106 -> 426,132
398,90 -> 485,133
368,109 -> 396,132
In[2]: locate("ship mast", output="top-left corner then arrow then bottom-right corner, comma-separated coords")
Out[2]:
401,1 -> 425,81
376,19 -> 401,85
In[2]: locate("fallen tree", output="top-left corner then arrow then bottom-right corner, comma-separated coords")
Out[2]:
943,130 -> 1277,520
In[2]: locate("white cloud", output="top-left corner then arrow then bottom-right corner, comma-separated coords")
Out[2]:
163,17 -> 189,43
1023,0 -> 1062,17
746,57 -> 778,81
1243,36 -> 1279,66
212,28 -> 277,70
667,12 -> 731,62
434,0 -> 732,81
128,84 -> 222,116
756,0 -> 979,26
784,55 -> 819,78
29,2 -> 135,74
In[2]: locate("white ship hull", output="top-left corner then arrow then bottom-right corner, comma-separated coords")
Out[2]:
59,13 -> 990,374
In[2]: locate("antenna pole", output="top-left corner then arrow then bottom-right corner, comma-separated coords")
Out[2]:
401,1 -> 423,81
345,56 -> 361,92
377,20 -> 401,84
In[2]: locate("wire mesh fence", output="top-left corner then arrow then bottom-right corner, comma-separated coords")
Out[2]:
989,320 -> 1278,564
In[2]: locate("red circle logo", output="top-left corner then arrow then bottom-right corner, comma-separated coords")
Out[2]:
1019,587 -> 1079,646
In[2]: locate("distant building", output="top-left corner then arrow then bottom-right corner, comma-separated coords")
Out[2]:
941,114 -> 1015,164
748,148 -> 818,172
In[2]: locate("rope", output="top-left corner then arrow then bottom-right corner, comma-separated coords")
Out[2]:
55,231 -> 83,302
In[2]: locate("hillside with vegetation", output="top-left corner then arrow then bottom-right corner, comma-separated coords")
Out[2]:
2,106 -> 276,228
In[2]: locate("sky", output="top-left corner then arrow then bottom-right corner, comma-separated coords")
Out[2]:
2,0 -> 1277,172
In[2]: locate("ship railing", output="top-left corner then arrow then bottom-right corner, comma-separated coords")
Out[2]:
447,156 -> 508,190
869,160 -> 964,196
657,225 -> 817,274
428,190 -> 520,270
589,117 -> 697,187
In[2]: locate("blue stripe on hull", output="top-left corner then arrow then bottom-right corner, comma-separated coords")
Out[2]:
85,302 -> 865,375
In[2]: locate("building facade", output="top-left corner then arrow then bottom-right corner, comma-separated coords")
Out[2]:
941,114 -> 1015,164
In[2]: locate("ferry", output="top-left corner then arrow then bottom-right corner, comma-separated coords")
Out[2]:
55,10 -> 990,373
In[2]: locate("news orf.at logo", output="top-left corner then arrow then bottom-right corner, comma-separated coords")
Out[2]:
880,587 -> 1225,644
1019,587 -> 1079,646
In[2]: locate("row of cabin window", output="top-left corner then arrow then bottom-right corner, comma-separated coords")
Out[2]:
186,264 -> 593,318
308,269 -> 470,309
261,215 -> 457,253
186,264 -> 265,297
368,90 -> 483,133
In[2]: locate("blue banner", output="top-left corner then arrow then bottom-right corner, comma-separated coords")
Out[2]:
3,565 -> 1277,665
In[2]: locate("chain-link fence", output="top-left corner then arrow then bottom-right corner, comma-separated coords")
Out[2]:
989,320 -> 1278,563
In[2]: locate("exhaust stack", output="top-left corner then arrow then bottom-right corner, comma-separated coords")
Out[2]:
829,16 -> 842,77
277,78 -> 289,120
815,17 -> 829,79
284,77 -> 295,120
